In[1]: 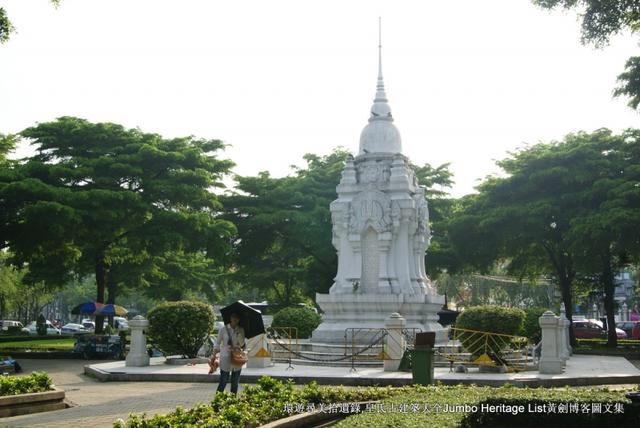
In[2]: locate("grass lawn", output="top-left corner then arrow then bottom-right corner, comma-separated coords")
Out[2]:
0,338 -> 75,351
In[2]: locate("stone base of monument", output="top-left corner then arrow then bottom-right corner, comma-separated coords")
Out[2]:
312,292 -> 447,344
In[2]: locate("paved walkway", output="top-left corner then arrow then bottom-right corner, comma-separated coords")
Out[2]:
2,359 -> 229,428
86,354 -> 640,387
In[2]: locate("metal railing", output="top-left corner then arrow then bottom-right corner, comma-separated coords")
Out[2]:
437,327 -> 531,372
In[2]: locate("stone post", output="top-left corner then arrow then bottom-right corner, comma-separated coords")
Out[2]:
538,311 -> 563,374
384,313 -> 406,371
559,307 -> 572,358
246,333 -> 272,368
622,303 -> 628,322
126,315 -> 150,367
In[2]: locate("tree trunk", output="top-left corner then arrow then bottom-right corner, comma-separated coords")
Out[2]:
95,253 -> 108,334
559,276 -> 576,346
106,274 -> 117,328
602,249 -> 617,348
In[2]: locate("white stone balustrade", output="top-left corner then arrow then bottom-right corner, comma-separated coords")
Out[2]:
126,315 -> 150,367
383,313 -> 406,372
538,311 -> 563,374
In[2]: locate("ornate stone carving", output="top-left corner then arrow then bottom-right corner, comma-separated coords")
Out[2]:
348,190 -> 391,234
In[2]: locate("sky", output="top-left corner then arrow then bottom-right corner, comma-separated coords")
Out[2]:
1,0 -> 639,196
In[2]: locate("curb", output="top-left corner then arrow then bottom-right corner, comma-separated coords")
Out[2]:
258,401 -> 378,428
83,365 -> 640,387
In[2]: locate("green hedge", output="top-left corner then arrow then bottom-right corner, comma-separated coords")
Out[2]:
0,372 -> 52,396
271,306 -> 321,339
147,301 -> 215,359
522,307 -> 546,342
114,379 -> 640,428
114,376 -> 394,428
0,335 -> 65,343
455,305 -> 525,358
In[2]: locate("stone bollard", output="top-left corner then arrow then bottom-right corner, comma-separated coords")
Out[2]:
126,315 -> 150,367
558,308 -> 571,361
246,333 -> 272,368
384,313 -> 406,372
559,307 -> 572,357
538,311 -> 563,374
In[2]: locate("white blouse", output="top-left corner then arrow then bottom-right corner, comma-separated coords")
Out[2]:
214,324 -> 246,371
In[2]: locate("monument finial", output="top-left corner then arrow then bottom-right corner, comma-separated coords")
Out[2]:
378,17 -> 382,81
358,17 -> 402,155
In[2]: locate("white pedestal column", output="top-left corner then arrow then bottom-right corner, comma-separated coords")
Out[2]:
384,312 -> 406,372
538,311 -> 563,374
559,308 -> 572,357
246,333 -> 272,368
126,315 -> 150,367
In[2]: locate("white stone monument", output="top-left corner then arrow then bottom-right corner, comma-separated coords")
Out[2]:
126,315 -> 150,367
312,23 -> 446,344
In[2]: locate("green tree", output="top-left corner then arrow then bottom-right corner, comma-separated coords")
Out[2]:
0,117 -> 235,332
222,150 -> 348,306
447,129 -> 640,345
0,1 -> 60,44
533,1 -> 640,110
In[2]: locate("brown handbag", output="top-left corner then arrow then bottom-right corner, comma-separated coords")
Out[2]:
231,349 -> 248,365
226,325 -> 247,365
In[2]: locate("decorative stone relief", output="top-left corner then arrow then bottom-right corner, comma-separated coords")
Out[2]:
348,190 -> 391,234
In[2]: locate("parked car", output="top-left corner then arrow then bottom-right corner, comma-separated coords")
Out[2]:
589,319 -> 627,339
632,322 -> 640,340
61,323 -> 88,335
616,321 -> 639,338
0,320 -> 24,331
22,320 -> 61,335
113,316 -> 129,331
573,319 -> 626,339
81,320 -> 96,331
81,317 -> 128,332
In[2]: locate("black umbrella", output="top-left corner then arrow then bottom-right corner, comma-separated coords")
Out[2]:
219,300 -> 265,339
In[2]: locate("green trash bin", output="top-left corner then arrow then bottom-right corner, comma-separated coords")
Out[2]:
411,347 -> 434,385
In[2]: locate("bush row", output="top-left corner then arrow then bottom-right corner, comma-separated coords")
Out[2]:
0,371 -> 52,396
336,384 -> 640,428
114,376 -> 395,428
114,377 -> 639,428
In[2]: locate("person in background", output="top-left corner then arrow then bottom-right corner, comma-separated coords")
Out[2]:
212,313 -> 246,395
630,304 -> 640,321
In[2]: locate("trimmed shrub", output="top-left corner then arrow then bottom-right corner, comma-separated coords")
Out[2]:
455,305 -> 525,358
521,307 -> 547,342
147,301 -> 215,358
271,306 -> 321,339
0,371 -> 52,396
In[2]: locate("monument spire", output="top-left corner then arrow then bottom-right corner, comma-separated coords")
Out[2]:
358,17 -> 402,155
373,17 -> 389,114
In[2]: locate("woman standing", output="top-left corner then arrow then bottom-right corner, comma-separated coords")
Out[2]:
212,312 -> 246,394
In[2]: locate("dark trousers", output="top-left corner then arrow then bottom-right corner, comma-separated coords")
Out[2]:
217,369 -> 241,394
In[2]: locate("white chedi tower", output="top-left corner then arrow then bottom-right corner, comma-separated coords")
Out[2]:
311,30 -> 446,344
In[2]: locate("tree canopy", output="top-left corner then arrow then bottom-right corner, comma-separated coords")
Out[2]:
0,117 -> 235,331
534,0 -> 640,110
447,128 -> 640,345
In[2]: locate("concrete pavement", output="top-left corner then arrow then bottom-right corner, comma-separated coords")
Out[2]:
1,359 -> 227,428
